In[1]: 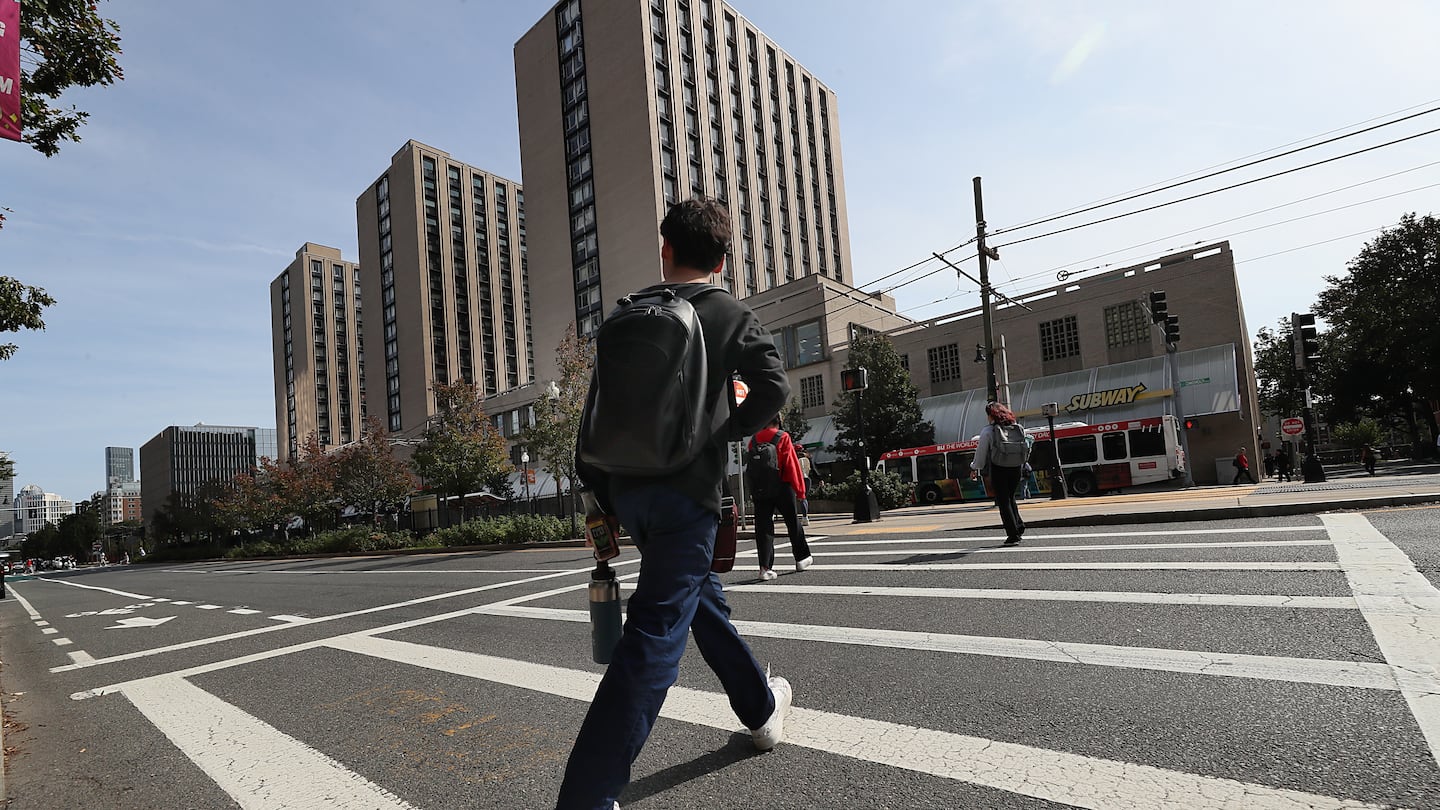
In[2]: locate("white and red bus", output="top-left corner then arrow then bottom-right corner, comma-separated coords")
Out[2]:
878,415 -> 1187,503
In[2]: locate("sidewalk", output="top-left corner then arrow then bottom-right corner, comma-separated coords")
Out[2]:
795,467 -> 1440,537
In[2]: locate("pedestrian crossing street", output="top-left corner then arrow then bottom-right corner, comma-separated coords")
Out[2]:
67,512 -> 1440,808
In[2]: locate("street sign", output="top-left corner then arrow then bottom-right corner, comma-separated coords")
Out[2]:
1281,417 -> 1305,437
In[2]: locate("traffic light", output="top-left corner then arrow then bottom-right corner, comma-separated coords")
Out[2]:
1183,418 -> 1196,430
840,367 -> 869,392
1164,315 -> 1180,344
1148,291 -> 1168,323
1291,312 -> 1319,370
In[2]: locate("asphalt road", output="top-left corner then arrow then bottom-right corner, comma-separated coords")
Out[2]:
3,505 -> 1439,809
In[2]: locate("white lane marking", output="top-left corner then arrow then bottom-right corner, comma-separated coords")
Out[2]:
1324,513 -> 1440,763
34,620 -> 49,627
227,608 -> 262,615
477,605 -> 1395,691
157,567 -> 598,575
29,578 -> 152,600
170,601 -> 194,605
55,563 -> 631,675
196,604 -> 224,610
269,615 -> 307,623
121,677 -> 420,810
67,651 -> 95,666
107,616 -> 176,629
743,540 -> 1334,557
721,583 -> 1357,609
7,587 -> 44,620
329,634 -> 1391,810
41,628 -> 58,634
786,562 -> 1342,571
53,638 -> 73,646
818,526 -> 1328,546
150,597 -> 170,602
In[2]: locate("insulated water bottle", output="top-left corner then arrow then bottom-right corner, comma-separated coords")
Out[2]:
589,559 -> 623,664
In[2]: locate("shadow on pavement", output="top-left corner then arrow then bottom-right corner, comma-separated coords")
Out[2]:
620,733 -> 761,805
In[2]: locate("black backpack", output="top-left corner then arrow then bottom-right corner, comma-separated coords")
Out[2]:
578,285 -> 727,476
746,434 -> 785,499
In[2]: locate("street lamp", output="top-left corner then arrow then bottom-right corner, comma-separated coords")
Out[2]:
520,449 -> 531,514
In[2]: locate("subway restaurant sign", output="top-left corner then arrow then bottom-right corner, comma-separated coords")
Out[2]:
1065,383 -> 1147,414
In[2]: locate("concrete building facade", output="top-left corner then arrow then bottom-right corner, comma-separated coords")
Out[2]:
514,0 -> 852,385
270,243 -> 367,461
13,484 -> 75,535
355,141 -> 533,439
140,425 -> 277,530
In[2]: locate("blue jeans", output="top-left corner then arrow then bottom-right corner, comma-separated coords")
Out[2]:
556,485 -> 775,810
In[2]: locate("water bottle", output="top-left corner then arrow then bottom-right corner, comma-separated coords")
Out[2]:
589,559 -> 623,664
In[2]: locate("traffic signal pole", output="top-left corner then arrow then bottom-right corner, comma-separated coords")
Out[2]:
1291,313 -> 1327,483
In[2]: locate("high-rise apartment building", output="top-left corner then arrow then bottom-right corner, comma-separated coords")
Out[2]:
356,141 -> 533,436
105,446 -> 135,485
270,243 -> 367,460
515,0 -> 852,382
0,451 -> 15,542
139,425 -> 277,530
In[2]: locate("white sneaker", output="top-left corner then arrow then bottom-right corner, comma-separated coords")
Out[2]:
751,674 -> 792,751
801,516 -> 810,527
795,556 -> 813,572
760,568 -> 778,581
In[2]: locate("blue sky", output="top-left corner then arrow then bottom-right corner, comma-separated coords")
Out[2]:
3,0 -> 1438,503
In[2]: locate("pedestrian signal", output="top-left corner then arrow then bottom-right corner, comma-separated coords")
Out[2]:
841,367 -> 869,392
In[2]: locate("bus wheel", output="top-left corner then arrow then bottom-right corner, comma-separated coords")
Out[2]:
918,485 -> 944,504
1068,471 -> 1098,497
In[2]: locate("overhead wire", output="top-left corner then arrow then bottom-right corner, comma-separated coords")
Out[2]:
992,100 -> 1440,236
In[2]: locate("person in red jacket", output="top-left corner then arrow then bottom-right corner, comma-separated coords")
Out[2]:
749,416 -> 814,580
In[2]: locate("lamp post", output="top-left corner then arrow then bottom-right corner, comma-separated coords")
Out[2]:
520,449 -> 531,515
1041,402 -> 1068,500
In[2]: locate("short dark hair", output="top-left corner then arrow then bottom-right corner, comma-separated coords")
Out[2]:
660,197 -> 732,271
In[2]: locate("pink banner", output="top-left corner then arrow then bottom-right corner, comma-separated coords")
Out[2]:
0,0 -> 20,142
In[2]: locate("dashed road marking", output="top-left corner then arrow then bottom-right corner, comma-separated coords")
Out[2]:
269,615 -> 308,623
227,608 -> 261,615
41,627 -> 58,635
34,620 -> 48,627
196,605 -> 224,610
328,634 -> 1394,810
121,677 -> 420,810
67,651 -> 95,666
1325,513 -> 1440,763
52,638 -> 73,647
171,601 -> 194,605
721,583 -> 1357,608
476,605 -> 1396,691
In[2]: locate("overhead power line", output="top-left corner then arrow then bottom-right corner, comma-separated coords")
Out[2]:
989,125 -> 1440,250
993,101 -> 1440,236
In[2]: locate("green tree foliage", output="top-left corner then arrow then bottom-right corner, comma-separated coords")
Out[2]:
412,382 -> 511,518
829,331 -> 934,466
779,398 -> 810,444
0,452 -> 13,480
1330,418 -> 1385,450
521,324 -> 591,503
1252,319 -> 1308,419
333,417 -> 415,525
18,0 -> 126,157
1315,213 -> 1440,444
0,276 -> 57,360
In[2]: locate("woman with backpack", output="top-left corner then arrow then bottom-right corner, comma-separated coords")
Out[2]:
748,415 -> 814,580
969,401 -> 1028,545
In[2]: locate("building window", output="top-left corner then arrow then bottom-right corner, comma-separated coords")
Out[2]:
1040,315 -> 1081,361
1104,301 -> 1148,348
927,343 -> 962,384
799,374 -> 824,409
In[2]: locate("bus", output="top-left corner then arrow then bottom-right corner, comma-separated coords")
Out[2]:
878,415 -> 1187,503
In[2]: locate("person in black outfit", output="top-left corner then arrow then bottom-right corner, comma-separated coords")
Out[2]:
749,415 -> 814,579
969,401 -> 1027,545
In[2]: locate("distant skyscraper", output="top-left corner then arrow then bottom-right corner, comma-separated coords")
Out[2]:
139,425 -> 276,530
355,140 -> 532,437
514,0 -> 853,382
0,450 -> 15,541
105,446 -> 135,485
271,243 -> 367,460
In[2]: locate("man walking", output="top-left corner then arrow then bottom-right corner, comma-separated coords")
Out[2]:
1232,447 -> 1256,485
560,198 -> 793,810
748,415 -> 814,579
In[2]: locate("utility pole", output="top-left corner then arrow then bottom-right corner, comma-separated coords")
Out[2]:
973,177 -> 1000,403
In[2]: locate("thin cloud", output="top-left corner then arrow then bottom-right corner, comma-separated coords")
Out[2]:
1050,22 -> 1107,84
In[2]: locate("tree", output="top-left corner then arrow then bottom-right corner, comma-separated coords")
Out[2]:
779,398 -> 810,444
830,331 -> 934,467
1315,213 -> 1440,448
17,0 -> 126,157
213,463 -> 288,541
521,323 -> 592,515
411,381 -> 511,523
3,1 -> 125,359
0,276 -> 57,360
1252,319 -> 1308,420
282,433 -> 339,533
333,417 -> 416,526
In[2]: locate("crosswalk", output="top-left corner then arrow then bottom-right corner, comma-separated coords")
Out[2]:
61,513 -> 1440,808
